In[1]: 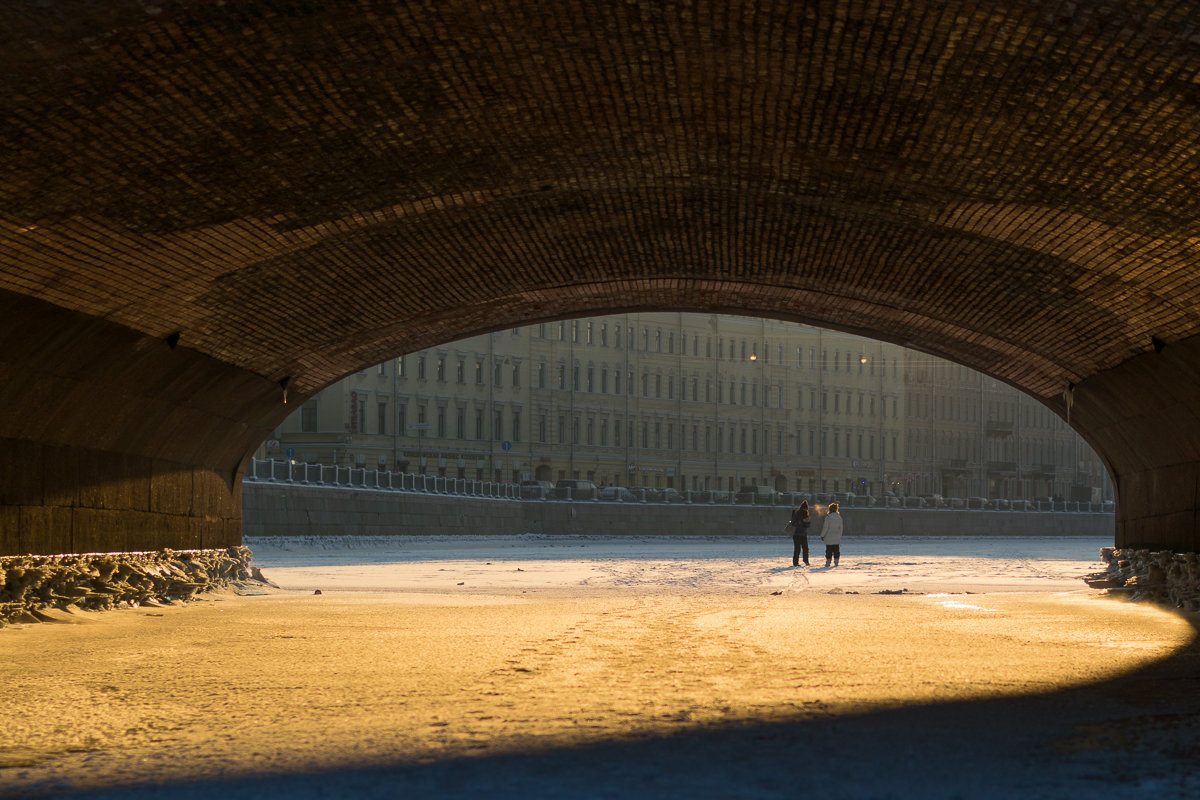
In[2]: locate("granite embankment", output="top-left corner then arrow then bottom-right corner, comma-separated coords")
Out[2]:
242,483 -> 1113,538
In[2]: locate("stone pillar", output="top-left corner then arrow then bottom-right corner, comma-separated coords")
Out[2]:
0,439 -> 243,555
0,292 -> 291,556
1065,334 -> 1200,553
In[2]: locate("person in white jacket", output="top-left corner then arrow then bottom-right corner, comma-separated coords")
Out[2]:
820,502 -> 844,567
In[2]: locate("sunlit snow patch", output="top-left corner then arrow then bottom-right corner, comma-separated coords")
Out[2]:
926,593 -> 992,611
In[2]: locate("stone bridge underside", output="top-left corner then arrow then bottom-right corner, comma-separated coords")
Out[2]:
4,0 -> 1200,555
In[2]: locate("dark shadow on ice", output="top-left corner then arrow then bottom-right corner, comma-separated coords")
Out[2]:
42,609 -> 1200,800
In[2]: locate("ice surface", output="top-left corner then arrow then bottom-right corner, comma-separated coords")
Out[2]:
248,534 -> 1109,596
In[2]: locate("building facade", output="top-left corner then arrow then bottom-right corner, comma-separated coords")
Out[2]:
268,312 -> 1108,501
270,313 -> 905,496
902,357 -> 1112,501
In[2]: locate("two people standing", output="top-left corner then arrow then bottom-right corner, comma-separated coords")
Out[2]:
787,500 -> 843,568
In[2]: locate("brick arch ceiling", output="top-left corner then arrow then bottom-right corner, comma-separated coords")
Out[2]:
4,0 -> 1200,553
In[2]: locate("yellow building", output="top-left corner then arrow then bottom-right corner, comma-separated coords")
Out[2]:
270,313 -> 907,497
902,356 -> 1111,501
270,312 -> 1107,501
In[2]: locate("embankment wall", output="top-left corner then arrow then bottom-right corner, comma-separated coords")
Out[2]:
242,484 -> 1114,539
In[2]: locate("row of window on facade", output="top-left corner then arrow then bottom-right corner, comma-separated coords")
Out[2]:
378,345 -> 897,384
330,397 -> 899,461
906,393 -> 1068,429
315,389 -> 901,441
527,320 -> 899,374
907,430 -> 1091,467
376,356 -> 901,417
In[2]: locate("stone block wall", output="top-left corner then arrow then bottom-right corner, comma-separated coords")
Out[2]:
241,484 -> 1115,539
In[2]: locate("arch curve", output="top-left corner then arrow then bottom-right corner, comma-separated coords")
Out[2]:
3,0 -> 1200,553
318,280 -> 1077,400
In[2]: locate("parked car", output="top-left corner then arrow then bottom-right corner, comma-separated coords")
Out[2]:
1010,499 -> 1035,511
599,486 -> 637,502
992,498 -> 1011,511
966,497 -> 988,509
778,492 -> 810,507
695,489 -> 733,503
902,495 -> 923,508
735,485 -> 781,504
551,479 -> 599,500
646,487 -> 685,503
519,480 -> 554,500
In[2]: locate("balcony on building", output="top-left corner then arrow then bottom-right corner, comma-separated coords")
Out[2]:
985,419 -> 1014,436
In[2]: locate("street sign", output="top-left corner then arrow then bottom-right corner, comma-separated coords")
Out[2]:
285,447 -> 295,459
501,440 -> 512,451
407,422 -> 432,431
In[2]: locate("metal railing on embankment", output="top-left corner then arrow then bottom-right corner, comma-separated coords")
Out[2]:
243,458 -> 1113,512
244,457 -> 520,500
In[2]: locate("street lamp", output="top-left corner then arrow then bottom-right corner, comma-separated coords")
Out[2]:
755,324 -> 764,488
710,315 -> 720,493
816,328 -> 823,493
865,348 -> 885,497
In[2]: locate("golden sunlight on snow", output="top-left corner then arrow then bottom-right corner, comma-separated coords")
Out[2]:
1,536 -> 1194,798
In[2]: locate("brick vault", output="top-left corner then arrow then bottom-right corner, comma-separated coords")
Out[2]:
3,0 -> 1200,555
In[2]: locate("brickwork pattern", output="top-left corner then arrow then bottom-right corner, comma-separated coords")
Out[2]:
4,1 -> 1200,397
4,1 -> 1200,553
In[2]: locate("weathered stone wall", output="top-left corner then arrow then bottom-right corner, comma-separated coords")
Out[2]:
0,294 -> 287,560
0,547 -> 265,627
1086,548 -> 1200,611
1071,338 -> 1200,554
242,483 -> 1115,539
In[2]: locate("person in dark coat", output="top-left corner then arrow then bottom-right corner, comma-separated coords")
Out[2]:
788,500 -> 812,566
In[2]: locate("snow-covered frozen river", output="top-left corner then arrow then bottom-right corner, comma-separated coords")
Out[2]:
5,535 -> 1198,800
248,533 -> 1111,596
